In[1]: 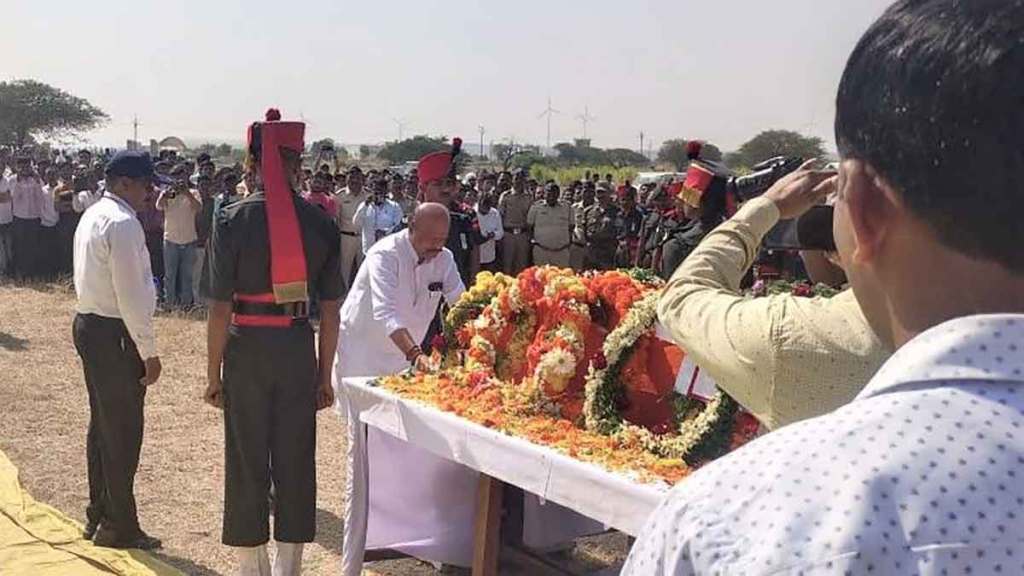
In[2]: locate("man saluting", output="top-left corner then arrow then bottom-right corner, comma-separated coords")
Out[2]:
205,109 -> 343,576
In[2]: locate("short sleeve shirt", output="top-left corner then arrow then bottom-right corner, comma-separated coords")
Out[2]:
209,192 -> 344,302
528,202 -> 573,250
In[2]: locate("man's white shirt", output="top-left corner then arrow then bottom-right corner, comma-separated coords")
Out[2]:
624,314 -> 1024,575
40,185 -> 60,227
73,193 -> 157,359
10,175 -> 44,220
337,229 -> 464,377
0,177 -> 12,224
352,198 -> 404,254
475,206 -> 504,265
74,187 -> 104,213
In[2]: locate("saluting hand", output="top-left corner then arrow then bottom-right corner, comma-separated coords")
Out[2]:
762,159 -> 838,220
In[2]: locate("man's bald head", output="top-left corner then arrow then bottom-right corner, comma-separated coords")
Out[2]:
410,202 -> 450,231
409,202 -> 451,263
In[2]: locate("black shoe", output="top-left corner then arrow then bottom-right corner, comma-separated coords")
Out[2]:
83,520 -> 99,540
93,527 -> 163,550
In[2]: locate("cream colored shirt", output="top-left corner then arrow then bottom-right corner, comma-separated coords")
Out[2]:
336,187 -> 369,234
159,189 -> 200,245
657,196 -> 889,430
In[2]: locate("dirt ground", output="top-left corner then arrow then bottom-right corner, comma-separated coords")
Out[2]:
0,281 -> 627,575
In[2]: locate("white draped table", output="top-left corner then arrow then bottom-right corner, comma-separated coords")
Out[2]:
338,376 -> 670,575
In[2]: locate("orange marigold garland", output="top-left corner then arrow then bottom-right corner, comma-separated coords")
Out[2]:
378,266 -> 759,484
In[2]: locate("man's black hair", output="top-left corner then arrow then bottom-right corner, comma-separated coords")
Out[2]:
835,0 -> 1024,272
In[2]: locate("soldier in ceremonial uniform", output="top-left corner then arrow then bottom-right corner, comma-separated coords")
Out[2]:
204,109 -> 342,576
527,182 -> 573,267
658,141 -> 732,279
497,170 -> 533,275
417,138 -> 483,285
336,165 -> 368,290
570,180 -> 596,271
582,182 -> 622,270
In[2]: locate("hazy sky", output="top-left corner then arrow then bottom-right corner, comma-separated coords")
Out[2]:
4,0 -> 893,153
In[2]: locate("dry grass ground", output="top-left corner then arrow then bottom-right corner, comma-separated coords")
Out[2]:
0,281 -> 627,575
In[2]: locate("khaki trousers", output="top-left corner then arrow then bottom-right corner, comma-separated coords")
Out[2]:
340,233 -> 363,291
533,246 -> 571,268
569,244 -> 586,271
501,232 -> 531,275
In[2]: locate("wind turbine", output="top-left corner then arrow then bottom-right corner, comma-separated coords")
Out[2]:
392,118 -> 409,142
536,97 -> 560,150
576,106 -> 596,140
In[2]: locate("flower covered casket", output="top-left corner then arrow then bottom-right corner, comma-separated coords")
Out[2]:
375,267 -> 761,484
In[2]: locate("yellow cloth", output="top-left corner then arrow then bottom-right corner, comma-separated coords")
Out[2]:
657,197 -> 890,430
0,450 -> 181,576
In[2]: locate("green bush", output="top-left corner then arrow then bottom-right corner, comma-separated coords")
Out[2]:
529,165 -> 639,186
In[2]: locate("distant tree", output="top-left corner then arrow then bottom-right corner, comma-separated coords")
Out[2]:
605,148 -> 650,167
656,139 -> 723,171
491,143 -> 512,166
728,130 -> 826,169
309,138 -> 335,155
0,80 -> 108,147
358,145 -> 374,159
215,143 -> 234,158
511,151 -> 546,171
195,143 -> 218,156
378,135 -> 449,164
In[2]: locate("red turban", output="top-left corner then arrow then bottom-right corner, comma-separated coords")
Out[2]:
417,137 -> 463,185
247,108 -> 308,303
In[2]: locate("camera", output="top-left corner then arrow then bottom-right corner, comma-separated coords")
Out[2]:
728,157 -> 837,252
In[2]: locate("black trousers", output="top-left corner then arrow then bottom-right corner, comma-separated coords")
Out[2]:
72,314 -> 146,538
55,212 -> 80,275
0,222 -> 12,277
222,324 -> 317,546
145,230 -> 164,297
11,217 -> 40,278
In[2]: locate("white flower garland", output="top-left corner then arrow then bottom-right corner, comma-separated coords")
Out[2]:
582,289 -> 731,462
583,291 -> 661,432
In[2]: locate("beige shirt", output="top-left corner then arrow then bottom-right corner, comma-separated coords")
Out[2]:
572,201 -> 592,244
336,187 -> 369,234
161,190 -> 200,245
527,202 -> 573,250
498,190 -> 533,229
657,196 -> 889,430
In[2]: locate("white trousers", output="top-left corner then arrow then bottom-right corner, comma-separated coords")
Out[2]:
237,542 -> 303,576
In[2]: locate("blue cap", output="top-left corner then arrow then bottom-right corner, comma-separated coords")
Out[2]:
104,150 -> 172,185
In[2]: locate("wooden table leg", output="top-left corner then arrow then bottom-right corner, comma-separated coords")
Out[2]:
472,474 -> 503,576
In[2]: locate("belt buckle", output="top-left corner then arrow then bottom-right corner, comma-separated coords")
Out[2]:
284,302 -> 308,319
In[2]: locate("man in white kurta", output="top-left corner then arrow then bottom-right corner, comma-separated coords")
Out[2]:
334,203 -> 476,572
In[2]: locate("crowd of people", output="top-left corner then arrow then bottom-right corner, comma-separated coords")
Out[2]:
1,143 -> 790,305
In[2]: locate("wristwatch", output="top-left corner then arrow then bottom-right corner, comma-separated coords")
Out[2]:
405,345 -> 423,364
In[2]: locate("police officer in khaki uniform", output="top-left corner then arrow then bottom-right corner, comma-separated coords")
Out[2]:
571,181 -> 596,270
527,182 -> 573,267
497,170 -> 533,275
335,166 -> 368,290
582,182 -> 622,270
